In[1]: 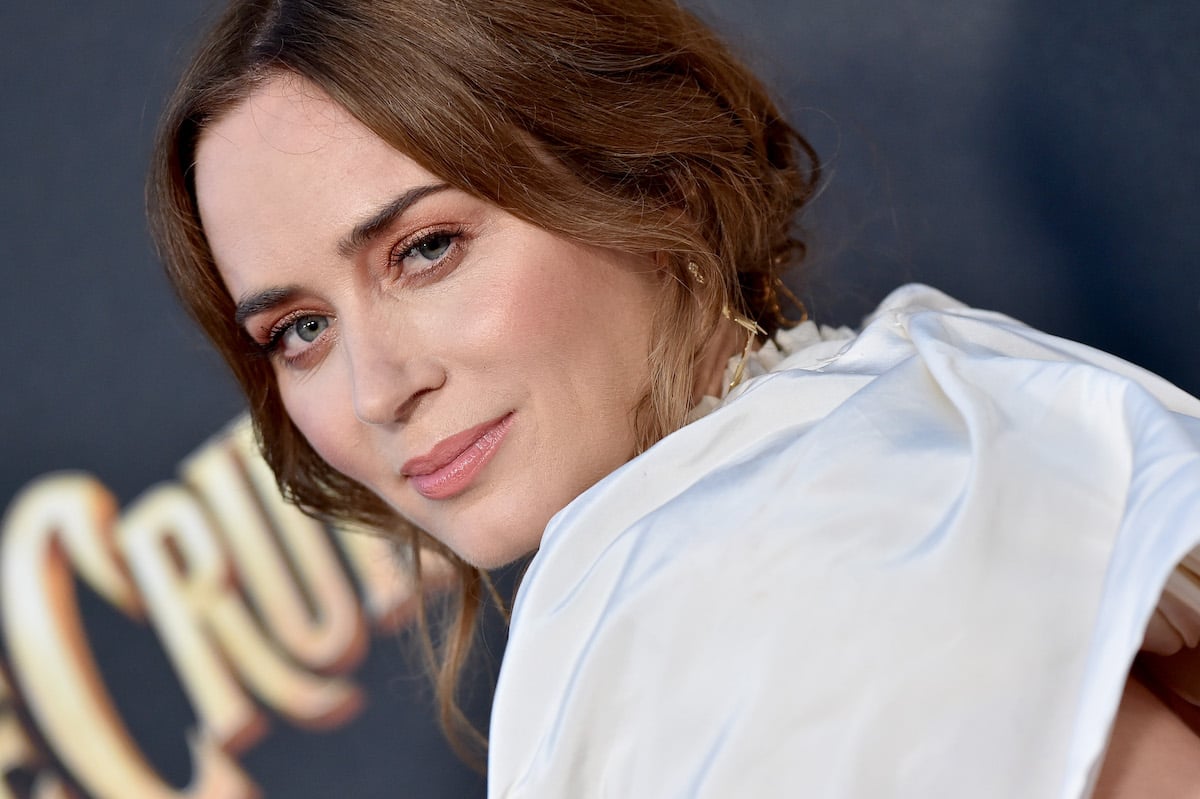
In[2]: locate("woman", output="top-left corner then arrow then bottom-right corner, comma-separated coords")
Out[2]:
149,0 -> 1200,795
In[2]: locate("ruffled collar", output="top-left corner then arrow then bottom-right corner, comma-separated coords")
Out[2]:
687,319 -> 856,422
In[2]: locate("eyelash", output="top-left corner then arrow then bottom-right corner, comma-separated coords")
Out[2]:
388,226 -> 465,277
262,310 -> 324,357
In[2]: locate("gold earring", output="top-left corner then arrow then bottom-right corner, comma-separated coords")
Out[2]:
768,275 -> 809,326
722,306 -> 766,390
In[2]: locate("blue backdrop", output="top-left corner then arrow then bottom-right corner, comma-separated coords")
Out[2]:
2,1 -> 1197,796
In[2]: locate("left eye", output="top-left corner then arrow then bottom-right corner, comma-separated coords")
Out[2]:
408,233 -> 452,262
389,228 -> 463,279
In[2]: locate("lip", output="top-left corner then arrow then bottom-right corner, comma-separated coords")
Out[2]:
401,413 -> 515,500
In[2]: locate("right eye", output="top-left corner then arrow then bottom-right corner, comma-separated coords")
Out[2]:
291,315 -> 328,343
267,313 -> 332,365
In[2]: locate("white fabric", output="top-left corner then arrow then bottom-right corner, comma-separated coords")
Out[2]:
488,284 -> 1200,799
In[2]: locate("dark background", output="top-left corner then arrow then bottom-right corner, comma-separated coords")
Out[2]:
2,0 -> 1198,796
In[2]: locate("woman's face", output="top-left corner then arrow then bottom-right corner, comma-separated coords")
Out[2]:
195,75 -> 661,568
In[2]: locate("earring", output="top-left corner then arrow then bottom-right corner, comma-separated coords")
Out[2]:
687,261 -> 706,285
722,306 -> 766,390
768,275 -> 810,326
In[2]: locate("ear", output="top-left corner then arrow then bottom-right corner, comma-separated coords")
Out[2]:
689,309 -> 742,403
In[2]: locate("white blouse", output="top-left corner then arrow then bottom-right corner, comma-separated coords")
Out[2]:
488,284 -> 1200,799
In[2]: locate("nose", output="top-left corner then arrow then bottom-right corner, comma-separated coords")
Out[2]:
342,317 -> 444,426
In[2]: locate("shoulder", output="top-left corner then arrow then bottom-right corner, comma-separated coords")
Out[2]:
490,283 -> 1200,798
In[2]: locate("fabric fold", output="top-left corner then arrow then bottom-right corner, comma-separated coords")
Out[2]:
488,285 -> 1200,799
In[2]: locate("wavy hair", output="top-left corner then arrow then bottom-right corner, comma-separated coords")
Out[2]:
149,0 -> 819,766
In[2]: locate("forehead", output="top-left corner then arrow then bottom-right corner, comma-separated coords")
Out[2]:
193,74 -> 439,296
195,73 -> 379,188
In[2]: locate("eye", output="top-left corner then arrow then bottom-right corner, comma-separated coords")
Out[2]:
264,312 -> 333,367
411,233 -> 452,261
292,315 -> 328,343
390,228 -> 462,277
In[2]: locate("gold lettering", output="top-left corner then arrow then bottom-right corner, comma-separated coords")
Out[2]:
29,775 -> 76,799
0,671 -> 76,797
335,529 -> 420,632
0,667 -> 38,799
0,418 -> 446,797
185,421 -> 367,675
0,475 -> 257,799
335,531 -> 456,633
119,483 -> 361,743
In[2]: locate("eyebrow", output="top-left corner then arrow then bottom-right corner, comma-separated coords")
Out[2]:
336,182 -> 450,258
234,286 -> 299,328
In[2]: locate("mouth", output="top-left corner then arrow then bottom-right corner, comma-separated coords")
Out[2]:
401,413 -> 515,500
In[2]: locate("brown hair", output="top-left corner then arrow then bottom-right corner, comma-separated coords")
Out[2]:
149,0 -> 818,765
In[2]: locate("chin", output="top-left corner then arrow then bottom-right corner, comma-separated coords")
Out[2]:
452,537 -> 537,571
414,472 -> 596,571
432,512 -> 546,571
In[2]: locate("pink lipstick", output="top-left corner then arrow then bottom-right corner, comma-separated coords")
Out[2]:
402,413 -> 514,500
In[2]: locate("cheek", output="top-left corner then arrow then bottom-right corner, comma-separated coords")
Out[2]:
277,370 -> 372,482
421,256 -> 579,376
463,244 -> 655,369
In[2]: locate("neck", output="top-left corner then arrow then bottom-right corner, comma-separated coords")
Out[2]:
692,316 -> 749,402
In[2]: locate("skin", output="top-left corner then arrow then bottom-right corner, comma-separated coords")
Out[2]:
195,74 -> 668,569
1093,675 -> 1200,798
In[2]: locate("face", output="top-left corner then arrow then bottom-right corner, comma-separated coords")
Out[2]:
195,75 -> 661,568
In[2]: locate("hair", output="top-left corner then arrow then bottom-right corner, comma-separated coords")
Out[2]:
149,0 -> 819,766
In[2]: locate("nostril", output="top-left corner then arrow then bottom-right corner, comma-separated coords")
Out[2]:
395,386 -> 434,423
